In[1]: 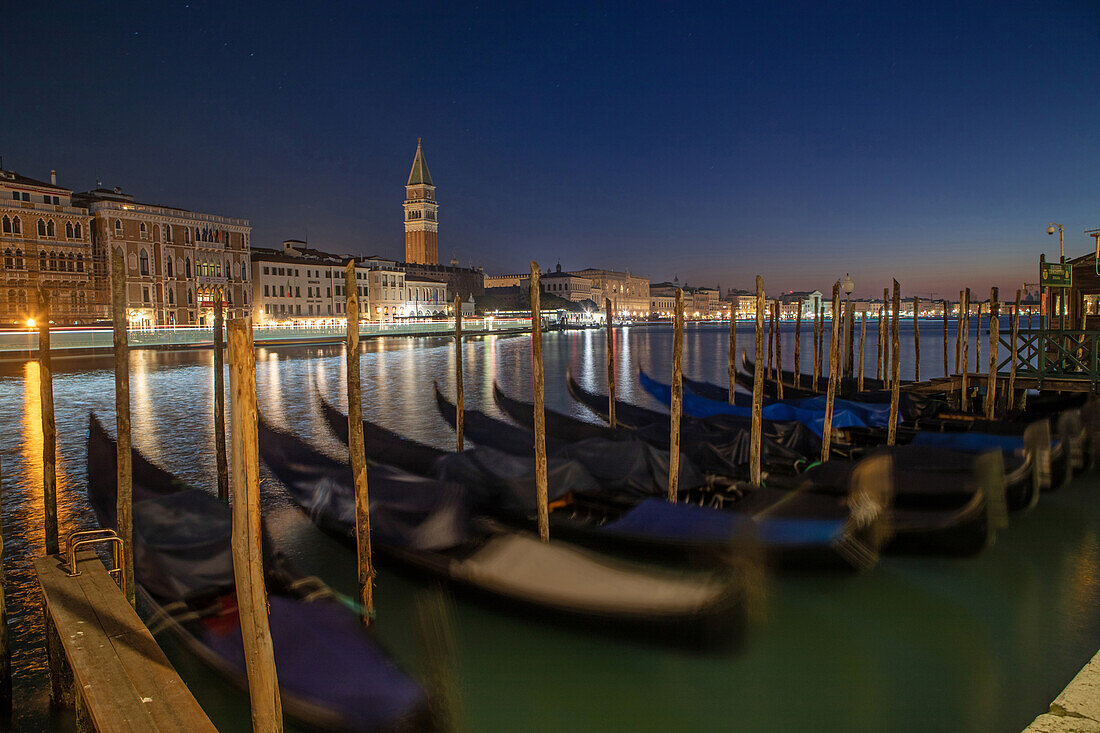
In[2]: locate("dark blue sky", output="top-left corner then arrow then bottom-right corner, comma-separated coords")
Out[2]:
4,1 -> 1097,297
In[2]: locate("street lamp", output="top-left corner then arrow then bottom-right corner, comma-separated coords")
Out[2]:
1047,223 -> 1064,261
1048,223 -> 1065,331
842,273 -> 854,376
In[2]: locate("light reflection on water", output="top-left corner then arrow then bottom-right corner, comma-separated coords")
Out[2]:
0,322 -> 1097,731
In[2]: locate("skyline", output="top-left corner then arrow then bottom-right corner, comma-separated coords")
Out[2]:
3,1 -> 1098,298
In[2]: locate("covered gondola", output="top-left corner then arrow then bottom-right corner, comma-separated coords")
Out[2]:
257,417 -> 750,646
85,415 -> 433,733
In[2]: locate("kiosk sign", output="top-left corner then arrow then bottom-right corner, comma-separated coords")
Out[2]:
1040,254 -> 1072,288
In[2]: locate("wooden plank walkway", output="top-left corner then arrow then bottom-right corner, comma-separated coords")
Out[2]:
35,550 -> 216,732
904,374 -> 1098,394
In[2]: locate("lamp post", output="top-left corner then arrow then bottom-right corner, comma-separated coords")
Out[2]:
1048,223 -> 1065,332
842,273 -> 855,376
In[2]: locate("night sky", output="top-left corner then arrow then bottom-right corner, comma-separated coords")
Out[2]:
3,1 -> 1098,298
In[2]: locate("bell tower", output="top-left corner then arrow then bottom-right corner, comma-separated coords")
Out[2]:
404,139 -> 438,265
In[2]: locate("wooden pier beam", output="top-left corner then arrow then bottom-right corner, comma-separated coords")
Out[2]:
913,296 -> 920,382
858,311 -> 866,392
728,303 -> 736,404
111,249 -> 135,607
774,301 -> 784,398
985,287 -> 1000,419
454,295 -> 464,451
961,288 -> 971,412
344,262 -> 375,625
669,288 -> 684,502
794,300 -> 802,390
1008,289 -> 1021,405
530,263 -> 549,541
606,298 -> 616,428
888,280 -> 901,445
750,277 -> 766,485
36,287 -> 59,556
821,281 -> 842,462
227,316 -> 283,731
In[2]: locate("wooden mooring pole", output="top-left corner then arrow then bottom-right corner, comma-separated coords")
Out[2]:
606,298 -> 616,428
774,301 -> 784,398
961,288 -> 971,412
844,299 -> 855,378
454,295 -> 464,451
955,290 -> 963,374
821,281 -> 842,463
985,288 -> 999,419
728,304 -> 736,404
214,292 -> 228,503
888,280 -> 901,445
975,302 -> 982,374
882,287 -> 890,388
530,263 -> 549,541
794,300 -> 802,389
669,288 -> 684,502
812,306 -> 820,391
111,249 -> 135,607
767,301 -> 775,382
943,300 -> 949,378
36,287 -> 59,556
913,296 -> 920,382
227,316 -> 283,731
876,298 -> 885,380
749,277 -> 766,485
858,311 -> 866,392
345,262 -> 375,626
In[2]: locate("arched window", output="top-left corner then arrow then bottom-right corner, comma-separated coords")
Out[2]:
139,222 -> 147,235
37,219 -> 46,236
227,290 -> 233,305
11,217 -> 21,235
65,222 -> 74,238
2,216 -> 11,233
243,291 -> 248,305
114,219 -> 123,234
187,288 -> 193,305
67,253 -> 74,271
139,250 -> 149,276
39,252 -> 46,270
165,257 -> 173,277
76,254 -> 84,273
194,227 -> 200,242
46,220 -> 55,237
185,258 -> 192,277
184,227 -> 191,244
165,224 -> 172,242
15,249 -> 23,268
74,222 -> 82,238
3,249 -> 11,268
225,259 -> 230,278
167,288 -> 174,305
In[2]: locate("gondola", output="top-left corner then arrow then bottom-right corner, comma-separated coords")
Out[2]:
257,417 -> 750,647
640,369 -> 1042,511
320,394 -> 886,572
558,378 -> 1004,555
85,415 -> 433,733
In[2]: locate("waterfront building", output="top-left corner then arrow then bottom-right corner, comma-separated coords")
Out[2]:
404,140 -> 438,266
541,264 -> 599,304
778,290 -> 824,317
404,274 -> 449,316
73,185 -> 251,327
571,268 -> 648,316
0,168 -> 100,325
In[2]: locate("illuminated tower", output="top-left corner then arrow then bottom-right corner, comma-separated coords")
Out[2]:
403,139 -> 438,265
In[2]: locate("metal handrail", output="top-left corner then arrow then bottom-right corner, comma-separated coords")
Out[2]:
64,529 -> 127,597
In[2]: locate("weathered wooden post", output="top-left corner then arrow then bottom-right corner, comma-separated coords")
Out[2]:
961,288 -> 971,412
774,302 -> 784,398
876,299 -> 885,380
817,304 -> 825,390
858,311 -> 867,392
975,302 -> 982,373
0,458 -> 10,713
844,299 -> 855,378
812,306 -> 820,391
985,288 -> 1000,419
794,300 -> 802,389
111,249 -> 135,607
214,291 -> 228,503
228,317 -> 283,731
767,301 -> 775,381
1008,289 -> 1021,405
913,296 -> 920,382
669,288 -> 684,502
344,262 -> 375,625
36,287 -> 59,556
821,282 -> 842,462
530,263 -> 549,541
955,290 -> 963,374
728,304 -> 736,404
943,300 -> 949,378
750,277 -> 766,485
882,287 -> 891,388
606,298 -> 616,428
888,280 -> 901,445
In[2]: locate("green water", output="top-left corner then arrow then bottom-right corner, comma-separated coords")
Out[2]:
1,322 -> 1096,731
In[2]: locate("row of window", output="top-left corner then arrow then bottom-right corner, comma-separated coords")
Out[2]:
8,191 -> 61,205
405,210 -> 436,221
1,215 -> 85,240
5,289 -> 86,308
3,248 -> 86,273
258,265 -> 405,288
136,285 -> 250,307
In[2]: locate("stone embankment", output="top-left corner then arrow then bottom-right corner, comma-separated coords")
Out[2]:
1024,650 -> 1100,732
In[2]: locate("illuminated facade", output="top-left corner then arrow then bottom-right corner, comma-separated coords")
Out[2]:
73,186 -> 251,326
404,140 -> 438,265
0,168 -> 100,325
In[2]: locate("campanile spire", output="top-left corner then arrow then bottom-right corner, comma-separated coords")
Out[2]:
404,140 -> 438,264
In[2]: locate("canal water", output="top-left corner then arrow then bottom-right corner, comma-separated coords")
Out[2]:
0,321 -> 1097,731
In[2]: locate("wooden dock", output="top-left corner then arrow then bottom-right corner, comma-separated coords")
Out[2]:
35,550 -> 216,732
904,373 -> 1099,394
